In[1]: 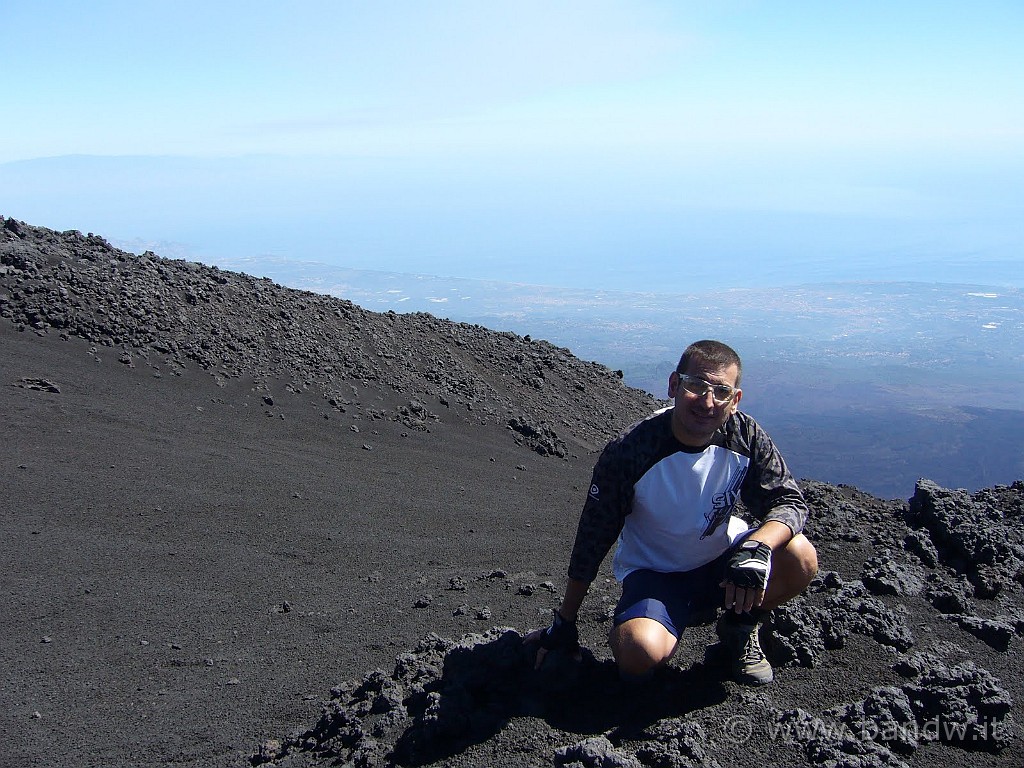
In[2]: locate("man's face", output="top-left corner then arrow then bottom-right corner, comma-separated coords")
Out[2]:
667,359 -> 743,447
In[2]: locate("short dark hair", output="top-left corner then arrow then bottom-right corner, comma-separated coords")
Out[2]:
677,340 -> 742,386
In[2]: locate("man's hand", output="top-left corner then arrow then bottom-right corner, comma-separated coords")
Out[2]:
523,609 -> 581,669
721,539 -> 773,614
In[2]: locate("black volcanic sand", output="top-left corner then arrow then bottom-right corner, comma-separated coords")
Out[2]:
2,216 -> 1022,768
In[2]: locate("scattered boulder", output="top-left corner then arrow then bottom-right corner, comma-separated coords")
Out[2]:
861,552 -> 926,597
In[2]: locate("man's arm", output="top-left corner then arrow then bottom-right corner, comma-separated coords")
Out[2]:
555,577 -> 590,622
736,413 -> 808,536
726,414 -> 810,613
747,520 -> 794,551
527,437 -> 634,667
525,577 -> 590,669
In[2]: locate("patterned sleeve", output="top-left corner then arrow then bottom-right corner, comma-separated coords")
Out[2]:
566,439 -> 634,583
737,414 -> 808,535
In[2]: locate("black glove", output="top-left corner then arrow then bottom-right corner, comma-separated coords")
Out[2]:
538,609 -> 579,651
726,540 -> 773,591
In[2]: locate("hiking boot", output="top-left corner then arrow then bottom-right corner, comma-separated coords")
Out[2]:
716,612 -> 774,686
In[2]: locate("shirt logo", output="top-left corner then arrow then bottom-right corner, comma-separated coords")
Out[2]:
701,489 -> 738,539
589,483 -> 600,500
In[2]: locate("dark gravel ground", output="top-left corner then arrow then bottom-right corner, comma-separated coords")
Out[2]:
2,217 -> 1022,768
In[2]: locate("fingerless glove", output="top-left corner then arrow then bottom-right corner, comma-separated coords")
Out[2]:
539,609 -> 579,651
726,540 -> 773,590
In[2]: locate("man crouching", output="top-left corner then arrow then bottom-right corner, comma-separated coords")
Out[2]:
527,340 -> 818,685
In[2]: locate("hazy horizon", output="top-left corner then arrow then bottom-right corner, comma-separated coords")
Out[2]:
2,2 -> 1022,295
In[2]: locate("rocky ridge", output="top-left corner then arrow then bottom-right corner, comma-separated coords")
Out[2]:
0,216 -> 656,458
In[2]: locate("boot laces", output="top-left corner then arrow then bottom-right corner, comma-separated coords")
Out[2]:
740,626 -> 765,664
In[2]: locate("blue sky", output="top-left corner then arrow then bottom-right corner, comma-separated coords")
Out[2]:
2,1 -> 1022,291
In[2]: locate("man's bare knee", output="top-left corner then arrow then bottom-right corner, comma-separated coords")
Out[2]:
787,534 -> 818,582
609,617 -> 677,678
762,534 -> 818,609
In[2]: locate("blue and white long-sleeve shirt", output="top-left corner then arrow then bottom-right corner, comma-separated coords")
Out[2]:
567,407 -> 808,583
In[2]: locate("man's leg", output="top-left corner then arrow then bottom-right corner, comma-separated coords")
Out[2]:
609,617 -> 678,681
609,570 -> 691,681
761,533 -> 818,609
718,533 -> 818,685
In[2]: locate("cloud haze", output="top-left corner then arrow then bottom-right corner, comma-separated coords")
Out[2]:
1,1 -> 1021,291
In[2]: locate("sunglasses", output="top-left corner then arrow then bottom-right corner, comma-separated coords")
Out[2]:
676,373 -> 738,405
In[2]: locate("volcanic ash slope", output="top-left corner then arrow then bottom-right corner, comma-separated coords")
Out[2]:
1,216 -> 1022,768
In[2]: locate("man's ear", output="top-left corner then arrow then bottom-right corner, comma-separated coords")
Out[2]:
667,371 -> 678,398
731,389 -> 743,413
